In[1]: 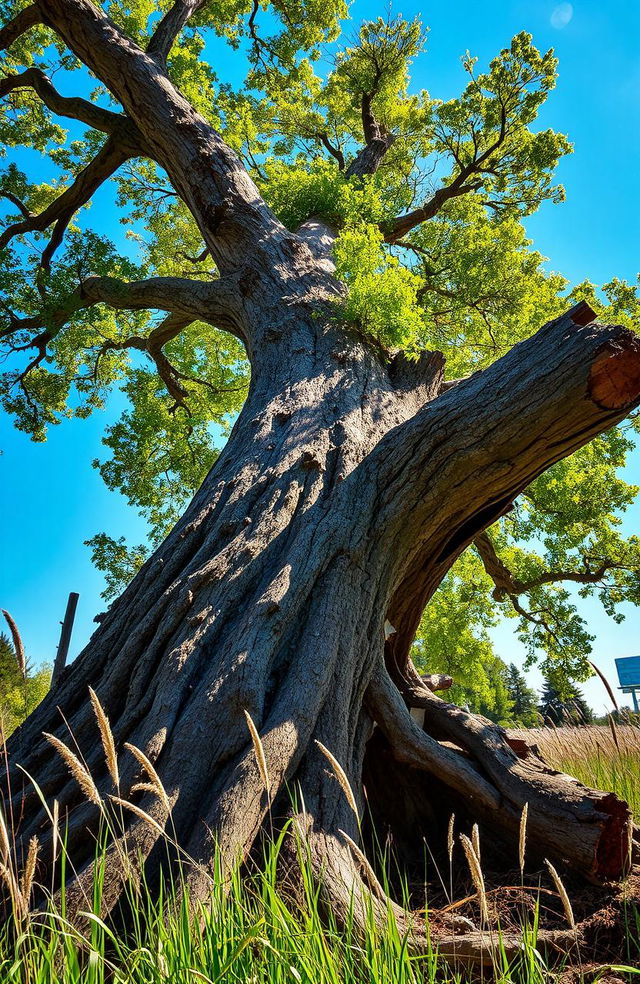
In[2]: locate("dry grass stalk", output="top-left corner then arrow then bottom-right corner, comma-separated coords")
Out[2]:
607,713 -> 621,753
447,814 -> 455,862
52,799 -> 60,864
471,823 -> 481,864
45,733 -> 100,806
109,795 -> 168,836
314,740 -> 358,820
243,710 -> 271,799
0,806 -> 10,864
89,687 -> 119,788
518,803 -> 528,876
338,828 -> 386,901
131,781 -> 164,798
124,742 -> 171,813
508,724 -> 639,760
2,609 -> 26,678
20,835 -> 38,904
460,833 -> 489,925
544,859 -> 575,929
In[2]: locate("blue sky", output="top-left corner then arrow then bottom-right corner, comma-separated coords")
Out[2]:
1,0 -> 639,714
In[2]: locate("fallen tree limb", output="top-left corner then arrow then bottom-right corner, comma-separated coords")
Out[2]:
367,666 -> 633,882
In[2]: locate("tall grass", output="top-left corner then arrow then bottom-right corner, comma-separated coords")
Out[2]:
0,822 -> 571,984
0,715 -> 638,982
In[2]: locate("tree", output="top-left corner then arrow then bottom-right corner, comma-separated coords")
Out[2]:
539,679 -> 594,726
506,663 -> 539,727
0,623 -> 51,737
1,1 -> 639,961
569,688 -> 594,725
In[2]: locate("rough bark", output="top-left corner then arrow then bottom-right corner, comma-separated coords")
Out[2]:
2,0 -> 640,964
4,301 -> 639,923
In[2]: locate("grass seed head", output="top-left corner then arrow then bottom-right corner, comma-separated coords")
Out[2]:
471,823 -> 481,864
52,799 -> 60,863
447,814 -> 455,862
460,833 -> 489,925
2,609 -> 26,678
519,802 -> 528,875
0,806 -> 10,864
314,740 -> 358,820
109,795 -> 168,836
607,713 -> 621,753
20,835 -> 39,906
544,858 -> 576,929
124,742 -> 171,813
45,733 -> 101,806
244,710 -> 271,799
89,687 -> 119,788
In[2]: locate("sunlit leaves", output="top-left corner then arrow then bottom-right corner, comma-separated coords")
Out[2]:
409,196 -> 568,373
333,222 -> 424,349
0,632 -> 51,736
412,550 -> 515,722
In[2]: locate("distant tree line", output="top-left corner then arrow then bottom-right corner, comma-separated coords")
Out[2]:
0,622 -> 51,738
415,638 -> 599,727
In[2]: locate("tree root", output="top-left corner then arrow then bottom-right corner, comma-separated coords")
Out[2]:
302,823 -> 583,969
367,664 -> 633,882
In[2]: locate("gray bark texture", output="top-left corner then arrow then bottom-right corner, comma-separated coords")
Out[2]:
2,0 -> 640,964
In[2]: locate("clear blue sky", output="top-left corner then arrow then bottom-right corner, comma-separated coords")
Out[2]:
1,0 -> 639,714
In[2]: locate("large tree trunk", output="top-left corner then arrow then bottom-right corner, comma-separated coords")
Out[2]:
4,294 -> 640,957
3,0 -> 640,964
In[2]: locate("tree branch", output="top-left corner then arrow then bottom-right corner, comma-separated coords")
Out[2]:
5,274 -> 245,343
360,91 -> 380,145
0,4 -> 41,50
0,190 -> 32,219
0,129 -> 142,269
344,92 -> 396,180
383,179 -> 482,242
34,0 -> 298,282
81,275 -> 244,334
0,68 -> 124,133
383,106 -> 508,242
375,304 -> 640,673
95,312 -> 195,408
345,134 -> 397,180
369,663 -> 632,883
473,530 -> 629,603
367,666 -> 504,812
317,133 -> 345,170
146,0 -> 207,63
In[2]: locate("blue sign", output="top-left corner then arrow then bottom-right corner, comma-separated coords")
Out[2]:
615,656 -> 640,688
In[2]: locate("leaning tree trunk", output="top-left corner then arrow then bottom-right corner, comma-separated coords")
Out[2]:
2,0 -> 640,964
4,296 -> 640,944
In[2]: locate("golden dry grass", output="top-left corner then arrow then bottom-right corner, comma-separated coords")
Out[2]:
509,724 -> 640,816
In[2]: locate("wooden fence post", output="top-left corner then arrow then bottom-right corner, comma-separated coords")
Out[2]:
52,592 -> 79,686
